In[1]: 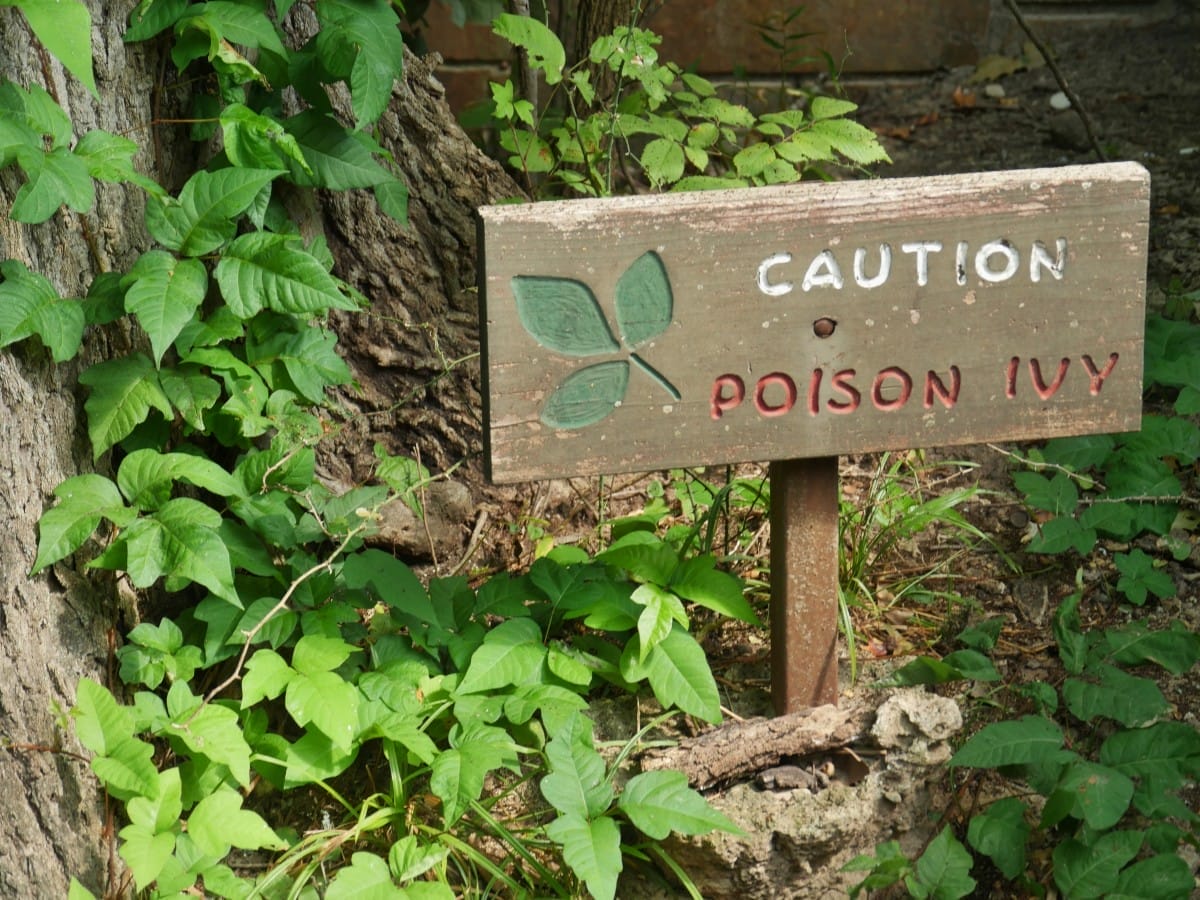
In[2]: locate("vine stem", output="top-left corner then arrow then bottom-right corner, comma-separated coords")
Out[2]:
1001,0 -> 1107,161
200,523 -> 369,708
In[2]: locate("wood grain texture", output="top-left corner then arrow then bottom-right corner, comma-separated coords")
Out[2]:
479,162 -> 1149,483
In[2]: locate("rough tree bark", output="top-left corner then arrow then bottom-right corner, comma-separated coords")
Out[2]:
0,4 -> 520,895
0,7 -> 198,894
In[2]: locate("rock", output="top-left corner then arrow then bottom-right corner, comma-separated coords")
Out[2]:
371,480 -> 473,559
624,689 -> 963,899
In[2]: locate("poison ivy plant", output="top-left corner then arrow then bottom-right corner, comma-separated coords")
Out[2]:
853,580 -> 1200,899
1009,314 -> 1197,604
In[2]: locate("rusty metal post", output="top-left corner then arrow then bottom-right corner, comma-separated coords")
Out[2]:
769,456 -> 840,714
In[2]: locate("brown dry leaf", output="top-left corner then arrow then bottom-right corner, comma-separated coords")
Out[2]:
1157,203 -> 1183,215
952,86 -> 977,108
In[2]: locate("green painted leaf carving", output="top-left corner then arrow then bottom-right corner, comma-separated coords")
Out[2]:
615,251 -> 673,347
541,360 -> 628,429
513,275 -> 618,356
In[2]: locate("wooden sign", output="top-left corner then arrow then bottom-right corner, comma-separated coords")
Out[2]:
478,162 -> 1149,484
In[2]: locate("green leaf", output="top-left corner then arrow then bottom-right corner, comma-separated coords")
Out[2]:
117,449 -> 243,511
951,715 -> 1068,768
188,788 -> 286,859
373,177 -> 408,223
283,110 -> 395,189
1114,549 -> 1176,605
284,729 -> 359,787
619,769 -> 741,838
1099,721 -> 1200,780
122,251 -> 207,366
637,626 -> 722,723
733,141 -> 776,178
325,852 -> 406,899
1052,830 -> 1142,900
145,168 -> 282,256
1109,853 -> 1196,900
429,724 -> 517,825
541,714 -> 613,819
239,649 -> 294,708
73,130 -> 163,194
1102,620 -> 1200,675
317,0 -> 405,128
640,137 -> 685,187
158,365 -> 221,431
220,102 -> 311,173
512,276 -> 618,356
810,96 -> 858,120
457,618 -> 546,694
0,259 -> 84,363
671,555 -> 760,624
907,826 -> 976,900
493,13 -> 565,85
597,534 -> 679,585
1053,589 -> 1090,675
292,634 -> 356,674
878,649 -> 999,687
246,323 -> 353,403
286,670 -> 360,752
72,678 -> 136,758
1013,470 -> 1079,515
614,251 -> 673,348
165,691 -> 252,784
1062,664 -> 1169,727
633,583 -> 687,660
541,360 -> 629,430
117,822 -> 176,891
126,0 -> 189,41
12,145 -> 94,222
389,835 -> 450,884
1048,760 -> 1134,830
545,813 -> 621,900
809,117 -> 891,165
79,354 -> 174,457
967,797 -> 1029,880
0,81 -> 67,151
33,474 -> 129,575
216,231 -> 355,318
9,0 -> 96,95
105,497 -> 240,605
126,765 -> 182,835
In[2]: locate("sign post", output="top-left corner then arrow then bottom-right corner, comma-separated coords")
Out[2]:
478,162 -> 1149,713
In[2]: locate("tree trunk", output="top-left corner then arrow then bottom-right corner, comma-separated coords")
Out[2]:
0,6 -> 199,895
0,5 -> 519,895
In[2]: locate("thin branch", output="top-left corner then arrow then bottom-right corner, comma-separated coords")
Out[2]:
200,523 -> 369,707
1002,0 -> 1107,161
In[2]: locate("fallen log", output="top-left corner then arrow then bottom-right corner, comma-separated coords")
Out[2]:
639,703 -> 876,791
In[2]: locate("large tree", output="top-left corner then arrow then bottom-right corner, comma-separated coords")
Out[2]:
0,2 -> 518,893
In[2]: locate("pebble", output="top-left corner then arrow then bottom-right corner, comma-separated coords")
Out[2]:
1049,91 -> 1072,110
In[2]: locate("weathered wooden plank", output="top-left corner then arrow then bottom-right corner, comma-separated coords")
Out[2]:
478,162 -> 1148,483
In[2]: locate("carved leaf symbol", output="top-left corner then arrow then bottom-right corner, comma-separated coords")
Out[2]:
512,276 -> 619,356
540,360 -> 629,429
615,251 -> 673,347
